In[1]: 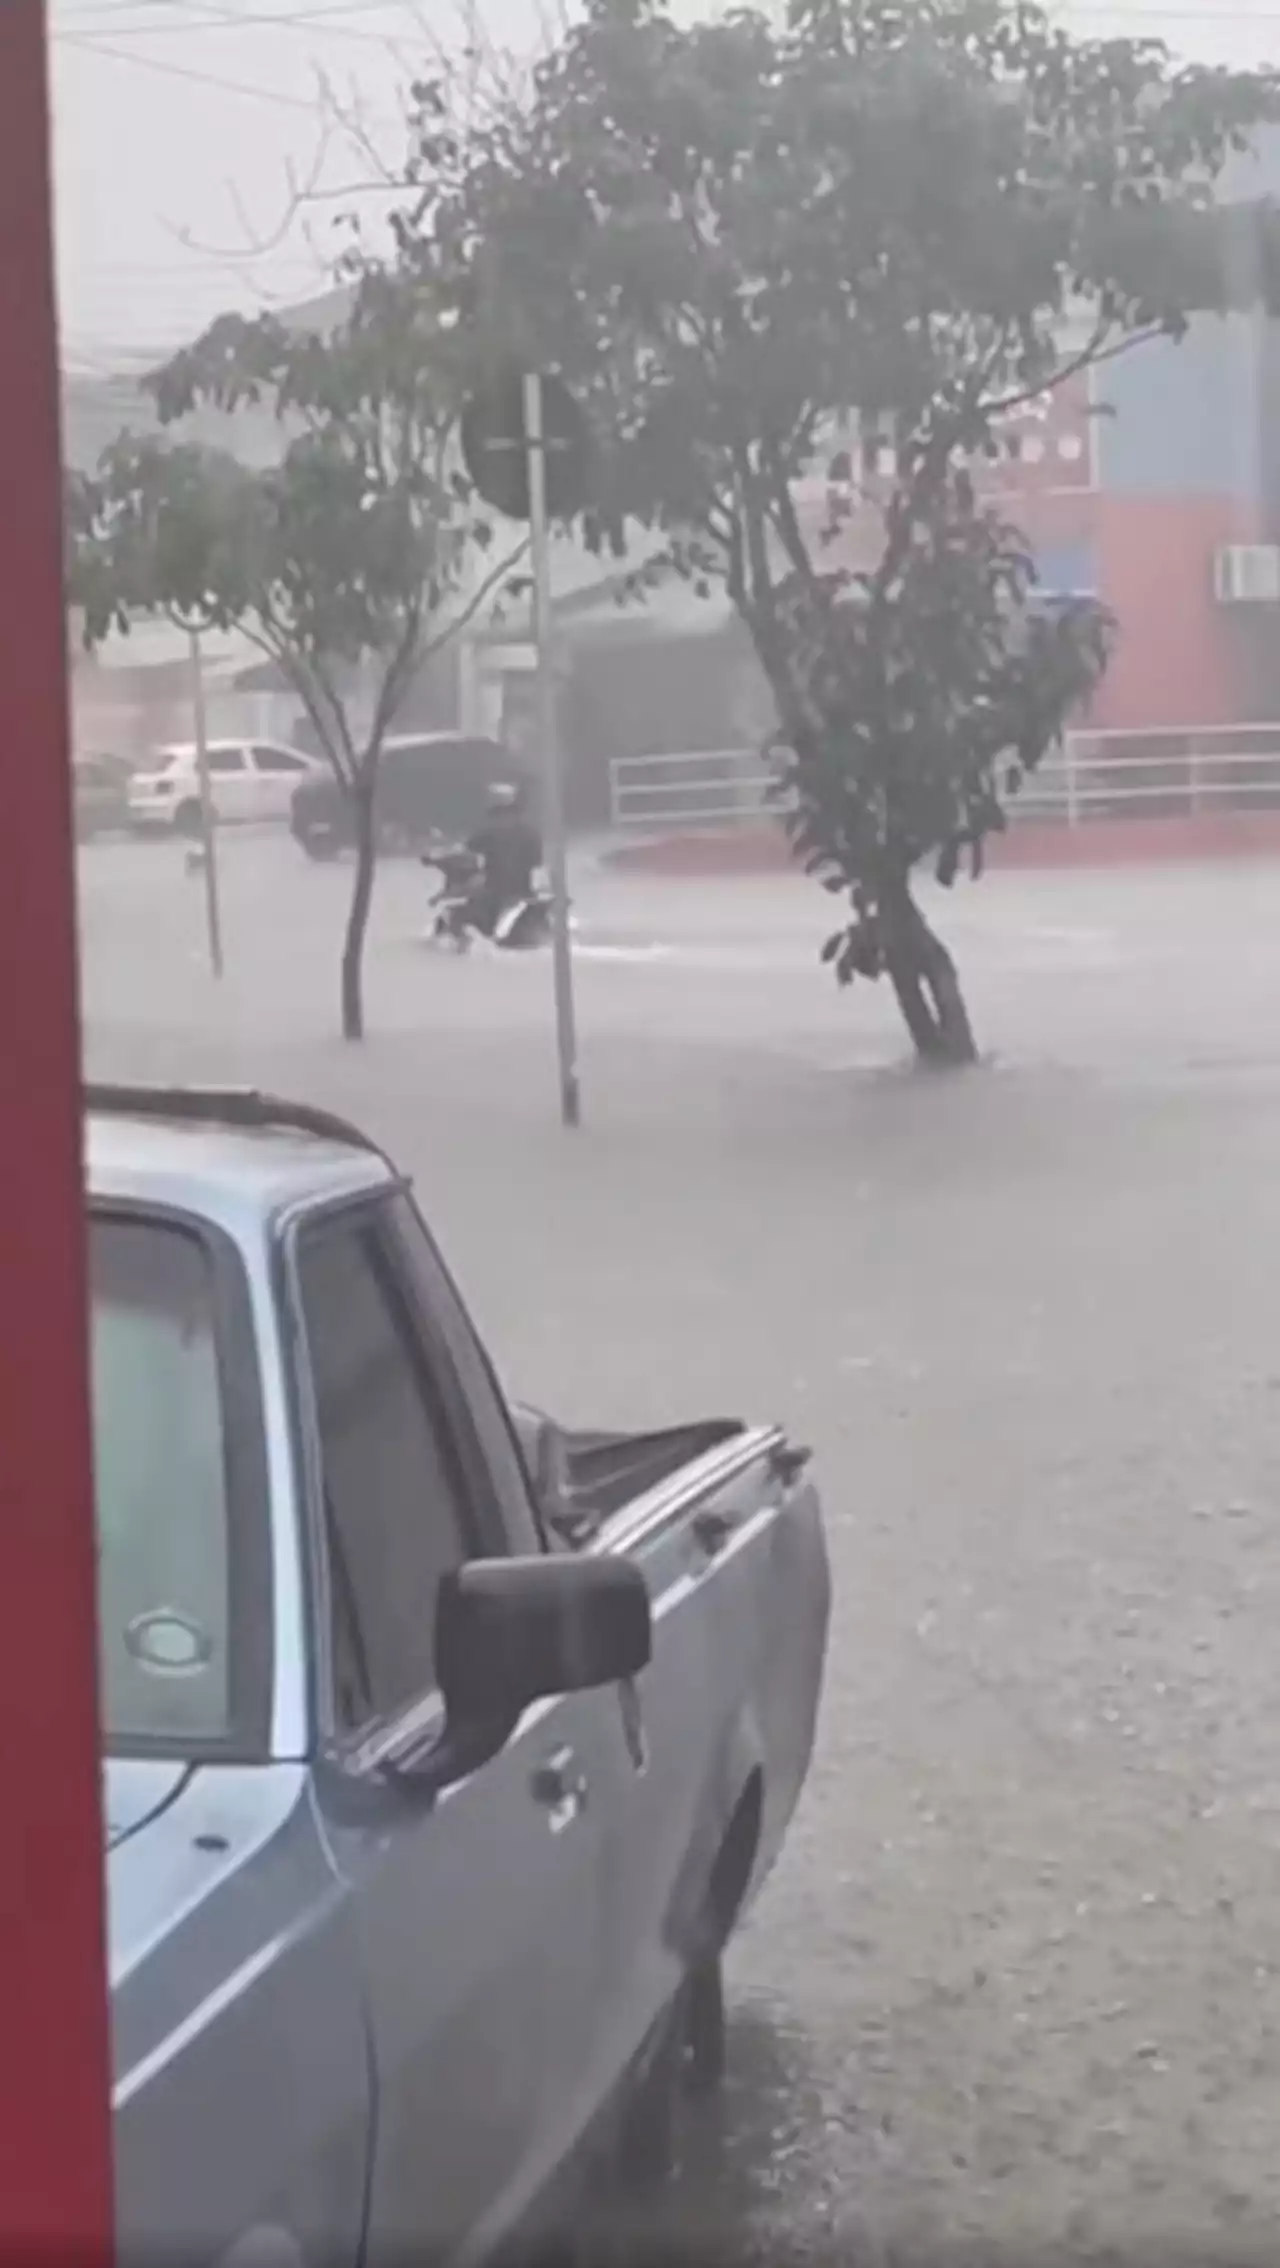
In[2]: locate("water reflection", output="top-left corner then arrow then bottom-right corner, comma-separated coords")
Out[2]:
584,1998 -> 835,2267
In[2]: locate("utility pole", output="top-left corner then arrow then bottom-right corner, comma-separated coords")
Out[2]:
522,371 -> 580,1130
0,3 -> 116,2257
462,364 -> 587,1129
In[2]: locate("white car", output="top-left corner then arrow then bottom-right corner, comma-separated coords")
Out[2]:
127,740 -> 324,835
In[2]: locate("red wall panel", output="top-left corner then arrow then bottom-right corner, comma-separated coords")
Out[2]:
0,6 -> 115,2254
800,447 -> 1253,734
1090,494 -> 1255,730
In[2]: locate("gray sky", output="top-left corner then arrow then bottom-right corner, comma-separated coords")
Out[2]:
49,0 -> 1280,371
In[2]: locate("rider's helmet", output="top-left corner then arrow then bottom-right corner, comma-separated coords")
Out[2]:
487,779 -> 520,812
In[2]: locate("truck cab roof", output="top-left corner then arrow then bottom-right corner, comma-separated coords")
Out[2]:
85,1086 -> 393,1237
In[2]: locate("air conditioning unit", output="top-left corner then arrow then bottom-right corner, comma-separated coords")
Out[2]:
1213,544 -> 1280,605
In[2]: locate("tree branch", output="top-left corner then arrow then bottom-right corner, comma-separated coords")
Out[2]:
357,564 -> 437,770
763,437 -> 820,591
418,533 -> 531,660
981,313 -> 1168,422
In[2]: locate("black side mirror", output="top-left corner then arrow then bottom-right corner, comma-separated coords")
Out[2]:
437,1553 -> 651,1726
381,1554 -> 652,1801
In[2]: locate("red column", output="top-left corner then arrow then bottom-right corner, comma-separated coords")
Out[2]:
0,4 -> 115,2254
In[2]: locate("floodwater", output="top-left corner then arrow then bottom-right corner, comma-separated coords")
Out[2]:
83,831 -> 1280,2266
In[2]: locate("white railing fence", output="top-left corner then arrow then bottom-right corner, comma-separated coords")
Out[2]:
608,727 -> 1280,832
608,748 -> 778,829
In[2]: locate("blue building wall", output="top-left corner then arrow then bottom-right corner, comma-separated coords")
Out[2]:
1095,317 -> 1263,505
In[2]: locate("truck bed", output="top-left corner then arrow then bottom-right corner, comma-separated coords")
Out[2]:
560,1419 -> 749,1521
512,1408 -> 753,1543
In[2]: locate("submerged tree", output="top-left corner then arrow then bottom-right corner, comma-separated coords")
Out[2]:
411,0 -> 1280,1062
68,269 -> 518,1040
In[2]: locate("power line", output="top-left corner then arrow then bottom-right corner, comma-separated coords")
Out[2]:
65,245 -> 337,297
56,0 -> 1279,154
58,31 -> 330,106
67,252 -> 325,272
59,0 -> 1280,27
55,0 -> 1280,34
56,0 -> 413,43
55,0 -> 183,20
66,0 -> 1276,53
56,7 -> 416,117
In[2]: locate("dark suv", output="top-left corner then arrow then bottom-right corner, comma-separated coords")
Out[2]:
290,731 -> 526,859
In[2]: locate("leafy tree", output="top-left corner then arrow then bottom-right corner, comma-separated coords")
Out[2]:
67,268 -> 519,1039
411,0 -> 1280,1063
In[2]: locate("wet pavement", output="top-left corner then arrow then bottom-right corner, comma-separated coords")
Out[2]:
80,832 -> 1280,2267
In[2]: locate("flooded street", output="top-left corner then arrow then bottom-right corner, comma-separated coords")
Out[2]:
32,0 -> 1280,2251
81,834 -> 1280,2264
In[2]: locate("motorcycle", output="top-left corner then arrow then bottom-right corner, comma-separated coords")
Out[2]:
420,841 -> 557,953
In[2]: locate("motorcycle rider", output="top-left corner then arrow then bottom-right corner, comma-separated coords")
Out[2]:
465,779 -> 543,936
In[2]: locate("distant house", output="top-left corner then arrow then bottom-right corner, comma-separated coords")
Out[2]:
64,298 -> 334,761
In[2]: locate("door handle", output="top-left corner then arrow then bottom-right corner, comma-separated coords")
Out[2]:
692,1506 -> 736,1558
530,1746 -> 588,1830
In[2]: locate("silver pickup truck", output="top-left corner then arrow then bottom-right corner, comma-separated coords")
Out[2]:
89,1084 -> 830,2265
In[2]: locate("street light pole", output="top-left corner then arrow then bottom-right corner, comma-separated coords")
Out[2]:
521,371 -> 581,1131
0,3 -> 116,2256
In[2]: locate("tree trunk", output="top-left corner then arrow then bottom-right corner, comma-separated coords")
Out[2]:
882,875 -> 977,1068
340,784 -> 377,1041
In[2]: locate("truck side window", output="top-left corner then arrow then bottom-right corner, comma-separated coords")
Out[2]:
387,1194 -> 544,1555
297,1212 -> 476,1733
